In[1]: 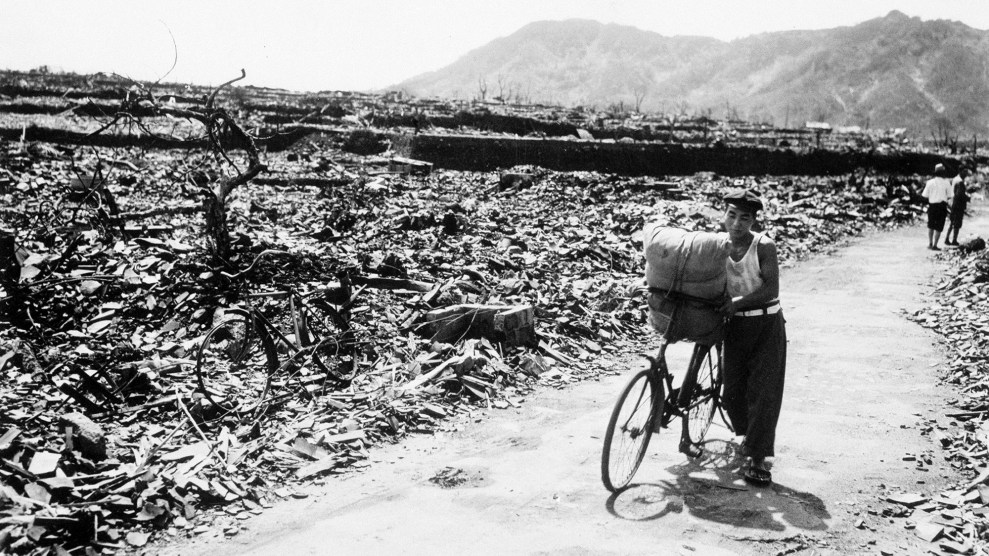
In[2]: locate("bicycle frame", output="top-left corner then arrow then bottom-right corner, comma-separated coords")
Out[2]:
649,341 -> 683,429
601,288 -> 731,491
650,340 -> 731,434
243,289 -> 313,352
196,287 -> 352,414
239,289 -> 350,381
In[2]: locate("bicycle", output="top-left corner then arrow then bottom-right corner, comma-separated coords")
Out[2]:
600,291 -> 731,492
194,259 -> 356,419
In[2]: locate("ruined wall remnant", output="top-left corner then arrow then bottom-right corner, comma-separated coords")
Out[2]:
409,134 -> 949,177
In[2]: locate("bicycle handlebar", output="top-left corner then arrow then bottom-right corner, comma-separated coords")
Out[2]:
220,249 -> 290,280
241,283 -> 342,301
243,289 -> 293,300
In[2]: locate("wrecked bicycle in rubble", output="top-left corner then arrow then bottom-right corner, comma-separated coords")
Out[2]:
194,255 -> 358,418
600,289 -> 732,492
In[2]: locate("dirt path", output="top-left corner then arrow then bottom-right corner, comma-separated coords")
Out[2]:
159,205 -> 989,556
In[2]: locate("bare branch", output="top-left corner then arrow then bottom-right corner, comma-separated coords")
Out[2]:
82,68 -> 265,262
207,69 -> 246,109
154,22 -> 179,86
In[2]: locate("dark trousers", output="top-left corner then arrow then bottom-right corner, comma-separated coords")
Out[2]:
949,208 -> 965,230
927,202 -> 948,231
723,312 -> 787,458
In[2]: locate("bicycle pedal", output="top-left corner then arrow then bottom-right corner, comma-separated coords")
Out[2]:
659,407 -> 679,428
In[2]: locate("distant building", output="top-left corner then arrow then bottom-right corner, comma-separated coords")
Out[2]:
805,121 -> 832,132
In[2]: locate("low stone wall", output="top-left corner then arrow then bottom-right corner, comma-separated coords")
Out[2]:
0,125 -> 317,152
1,122 -> 958,178
407,134 -> 950,177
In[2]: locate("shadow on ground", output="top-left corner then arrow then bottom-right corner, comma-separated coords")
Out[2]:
605,440 -> 830,532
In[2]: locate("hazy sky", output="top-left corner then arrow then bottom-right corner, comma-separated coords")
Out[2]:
4,1 -> 988,92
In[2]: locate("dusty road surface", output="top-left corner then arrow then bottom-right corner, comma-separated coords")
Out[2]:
160,206 -> 988,556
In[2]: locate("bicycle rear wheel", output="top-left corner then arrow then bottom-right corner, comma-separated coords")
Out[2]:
601,368 -> 662,492
195,311 -> 277,414
299,300 -> 355,384
681,343 -> 722,446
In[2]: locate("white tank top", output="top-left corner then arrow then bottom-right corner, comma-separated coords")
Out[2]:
726,233 -> 775,300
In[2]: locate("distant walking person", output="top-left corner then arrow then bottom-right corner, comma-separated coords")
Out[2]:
945,168 -> 970,246
921,163 -> 953,250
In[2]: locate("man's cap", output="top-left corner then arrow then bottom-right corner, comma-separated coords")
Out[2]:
724,188 -> 764,213
934,163 -> 947,176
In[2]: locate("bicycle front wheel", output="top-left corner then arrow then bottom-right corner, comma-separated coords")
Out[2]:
601,368 -> 662,492
195,311 -> 277,414
682,343 -> 722,446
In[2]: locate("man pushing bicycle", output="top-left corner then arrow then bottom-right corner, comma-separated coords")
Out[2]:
716,188 -> 787,487
602,188 -> 787,492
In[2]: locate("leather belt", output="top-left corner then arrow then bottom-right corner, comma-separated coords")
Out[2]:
735,302 -> 781,317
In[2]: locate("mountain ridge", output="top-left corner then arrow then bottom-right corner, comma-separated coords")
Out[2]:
391,12 -> 989,136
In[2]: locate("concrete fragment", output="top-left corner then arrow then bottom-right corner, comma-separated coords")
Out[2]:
886,492 -> 927,507
494,304 -> 536,347
28,451 -> 60,475
59,412 -> 107,461
498,172 -> 533,190
914,521 -> 943,542
424,303 -> 535,346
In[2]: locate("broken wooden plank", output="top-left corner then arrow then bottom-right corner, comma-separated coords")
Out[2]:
350,275 -> 434,292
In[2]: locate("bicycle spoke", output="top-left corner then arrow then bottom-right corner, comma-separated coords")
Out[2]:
196,313 -> 275,415
619,384 -> 652,432
301,301 -> 354,386
683,343 -> 722,446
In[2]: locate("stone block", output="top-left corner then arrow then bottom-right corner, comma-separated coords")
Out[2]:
59,412 -> 107,461
423,303 -> 536,346
498,172 -> 534,190
494,305 -> 536,347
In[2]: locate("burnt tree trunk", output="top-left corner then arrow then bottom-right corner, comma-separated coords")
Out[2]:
87,70 -> 265,266
203,192 -> 231,262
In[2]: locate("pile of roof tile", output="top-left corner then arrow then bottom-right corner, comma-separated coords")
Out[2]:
0,138 -> 932,553
901,238 -> 989,554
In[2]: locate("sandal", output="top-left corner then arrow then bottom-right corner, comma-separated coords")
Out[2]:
743,465 -> 772,486
679,439 -> 703,459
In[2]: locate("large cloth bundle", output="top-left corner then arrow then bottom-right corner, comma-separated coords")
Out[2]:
643,224 -> 729,345
647,292 -> 725,345
643,224 -> 730,299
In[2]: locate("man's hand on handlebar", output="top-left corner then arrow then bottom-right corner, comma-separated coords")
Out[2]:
717,295 -> 735,317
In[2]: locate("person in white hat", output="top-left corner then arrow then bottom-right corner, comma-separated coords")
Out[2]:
921,163 -> 953,250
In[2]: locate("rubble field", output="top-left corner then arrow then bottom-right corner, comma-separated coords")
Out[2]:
0,130 -> 956,554
895,234 -> 989,553
1,68 -> 987,555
